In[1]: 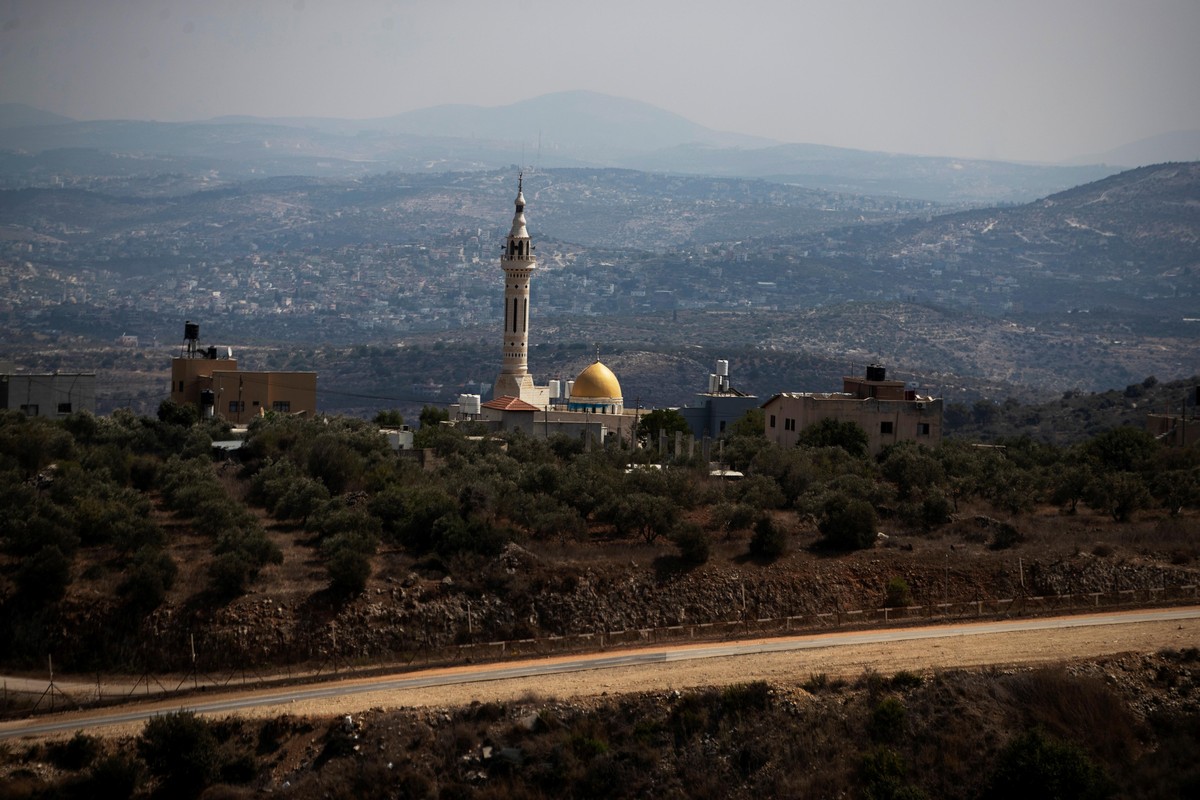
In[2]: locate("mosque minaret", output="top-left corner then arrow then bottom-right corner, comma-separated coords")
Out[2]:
480,174 -> 627,440
493,175 -> 546,403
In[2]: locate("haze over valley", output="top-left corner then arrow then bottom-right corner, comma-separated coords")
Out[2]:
1,1 -> 1197,418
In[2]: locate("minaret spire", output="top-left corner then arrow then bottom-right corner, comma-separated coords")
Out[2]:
494,175 -> 538,400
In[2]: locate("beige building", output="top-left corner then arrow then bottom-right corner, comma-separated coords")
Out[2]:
477,392 -> 637,444
762,365 -> 942,455
169,323 -> 316,423
1146,412 -> 1199,447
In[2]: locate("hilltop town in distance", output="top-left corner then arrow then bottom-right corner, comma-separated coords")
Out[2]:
2,162 -> 1197,420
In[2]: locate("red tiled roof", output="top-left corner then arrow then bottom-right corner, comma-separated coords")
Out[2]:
481,396 -> 541,412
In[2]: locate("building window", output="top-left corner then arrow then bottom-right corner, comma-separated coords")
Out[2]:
880,421 -> 894,434
719,420 -> 726,433
57,402 -> 72,414
272,401 -> 291,413
784,418 -> 796,432
918,423 -> 931,436
769,414 -> 776,428
228,400 -> 245,413
19,404 -> 38,416
178,381 -> 184,392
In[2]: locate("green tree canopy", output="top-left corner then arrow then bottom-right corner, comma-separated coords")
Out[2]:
373,409 -> 404,427
797,418 -> 869,457
637,408 -> 691,441
819,495 -> 878,551
1085,426 -> 1159,473
419,405 -> 450,428
727,408 -> 765,438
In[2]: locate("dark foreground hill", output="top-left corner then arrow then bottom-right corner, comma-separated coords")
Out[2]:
3,652 -> 1199,799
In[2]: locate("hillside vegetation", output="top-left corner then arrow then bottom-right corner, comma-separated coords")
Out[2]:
1,401 -> 1197,676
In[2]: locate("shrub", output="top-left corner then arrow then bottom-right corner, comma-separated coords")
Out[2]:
15,545 -> 72,603
982,728 -> 1112,800
721,681 -> 773,717
208,550 -> 256,598
47,730 -> 100,770
802,673 -> 847,693
671,522 -> 711,565
433,514 -> 508,559
324,535 -> 375,595
920,490 -> 953,528
890,671 -> 924,690
137,711 -> 221,797
884,577 -> 912,608
989,521 -> 1024,550
819,497 -> 878,551
859,746 -> 927,800
869,696 -> 908,744
1085,471 -> 1152,522
118,547 -> 178,612
81,753 -> 143,800
749,514 -> 787,560
711,501 -> 758,533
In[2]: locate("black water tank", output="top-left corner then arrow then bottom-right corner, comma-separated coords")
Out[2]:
206,346 -> 218,360
184,321 -> 200,341
866,364 -> 887,382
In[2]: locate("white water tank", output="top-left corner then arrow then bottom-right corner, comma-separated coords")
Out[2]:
459,394 -> 481,415
549,379 -> 562,399
716,359 -> 729,377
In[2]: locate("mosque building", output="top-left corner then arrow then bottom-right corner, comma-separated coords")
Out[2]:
456,176 -> 635,443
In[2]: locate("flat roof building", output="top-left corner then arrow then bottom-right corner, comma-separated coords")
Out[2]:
762,364 -> 942,455
0,363 -> 95,418
169,322 -> 316,423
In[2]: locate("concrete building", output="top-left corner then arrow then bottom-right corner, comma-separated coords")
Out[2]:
0,362 -> 95,418
477,393 -> 635,444
1145,386 -> 1199,447
678,359 -> 759,439
169,322 -> 316,424
762,364 -> 942,455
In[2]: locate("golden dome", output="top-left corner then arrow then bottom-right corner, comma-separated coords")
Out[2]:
571,361 -> 622,399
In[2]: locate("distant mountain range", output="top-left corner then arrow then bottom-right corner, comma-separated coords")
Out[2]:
1067,130 -> 1200,168
0,91 -> 1173,205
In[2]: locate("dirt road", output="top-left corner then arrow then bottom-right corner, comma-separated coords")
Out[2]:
4,608 -> 1197,740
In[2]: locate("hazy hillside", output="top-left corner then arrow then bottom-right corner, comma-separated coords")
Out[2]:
0,93 -> 1120,205
0,102 -> 74,129
375,90 -> 774,154
1069,129 -> 1200,168
784,162 -> 1200,318
621,142 -> 1115,203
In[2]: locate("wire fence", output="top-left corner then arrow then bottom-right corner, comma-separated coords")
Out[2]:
3,584 -> 1197,720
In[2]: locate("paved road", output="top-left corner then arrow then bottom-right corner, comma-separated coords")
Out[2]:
3,606 -> 1197,740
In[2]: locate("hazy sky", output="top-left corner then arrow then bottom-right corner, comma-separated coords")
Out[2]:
2,0 -> 1198,163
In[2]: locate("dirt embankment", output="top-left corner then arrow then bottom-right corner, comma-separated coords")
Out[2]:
21,535 -> 1198,678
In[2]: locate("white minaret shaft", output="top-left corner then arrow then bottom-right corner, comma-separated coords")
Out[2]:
500,175 -> 536,379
